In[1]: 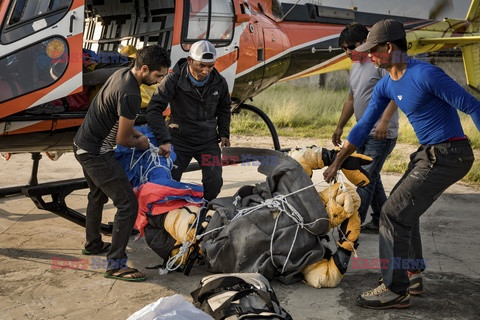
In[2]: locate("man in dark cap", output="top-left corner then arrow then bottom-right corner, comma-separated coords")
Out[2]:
324,19 -> 480,309
147,40 -> 231,201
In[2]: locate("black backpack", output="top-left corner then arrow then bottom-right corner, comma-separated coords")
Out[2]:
191,273 -> 293,320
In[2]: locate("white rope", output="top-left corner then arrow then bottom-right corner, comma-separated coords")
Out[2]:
129,143 -> 174,184
159,209 -> 202,274
232,180 -> 324,223
269,212 -> 301,275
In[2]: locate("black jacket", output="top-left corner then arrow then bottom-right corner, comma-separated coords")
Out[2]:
146,58 -> 231,146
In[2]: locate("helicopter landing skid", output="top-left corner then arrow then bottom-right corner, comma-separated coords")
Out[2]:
21,177 -> 113,234
0,152 -> 113,234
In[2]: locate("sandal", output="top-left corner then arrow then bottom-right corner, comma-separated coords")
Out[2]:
82,242 -> 111,255
104,267 -> 147,282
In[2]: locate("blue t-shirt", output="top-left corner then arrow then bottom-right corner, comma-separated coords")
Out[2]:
347,59 -> 480,146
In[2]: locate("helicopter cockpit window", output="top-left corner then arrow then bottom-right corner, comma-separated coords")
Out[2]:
183,0 -> 234,47
0,37 -> 68,103
1,0 -> 72,44
209,1 -> 234,41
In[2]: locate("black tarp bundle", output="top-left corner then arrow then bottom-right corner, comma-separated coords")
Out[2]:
201,148 -> 330,284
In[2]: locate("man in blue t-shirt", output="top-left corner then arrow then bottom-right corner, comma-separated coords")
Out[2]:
324,19 -> 479,309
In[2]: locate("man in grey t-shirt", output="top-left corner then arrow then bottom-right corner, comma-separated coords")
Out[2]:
332,23 -> 398,232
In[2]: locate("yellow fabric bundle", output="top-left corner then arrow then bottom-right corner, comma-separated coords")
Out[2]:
288,147 -> 373,187
163,206 -> 200,263
164,206 -> 201,243
162,206 -> 215,265
288,147 -> 325,176
337,212 -> 361,252
140,84 -> 158,108
319,182 -> 361,229
302,258 -> 343,288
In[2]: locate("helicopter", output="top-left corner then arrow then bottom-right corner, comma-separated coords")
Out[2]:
0,0 -> 479,230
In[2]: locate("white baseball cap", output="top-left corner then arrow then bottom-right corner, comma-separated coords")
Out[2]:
189,40 -> 217,63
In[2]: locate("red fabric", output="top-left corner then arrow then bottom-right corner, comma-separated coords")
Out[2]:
150,199 -> 199,214
134,182 -> 203,237
66,87 -> 89,111
445,135 -> 467,142
0,79 -> 21,101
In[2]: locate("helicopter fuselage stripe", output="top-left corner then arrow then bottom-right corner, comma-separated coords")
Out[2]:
27,74 -> 83,110
234,34 -> 340,79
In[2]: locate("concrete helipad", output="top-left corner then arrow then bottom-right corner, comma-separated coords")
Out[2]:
0,150 -> 479,319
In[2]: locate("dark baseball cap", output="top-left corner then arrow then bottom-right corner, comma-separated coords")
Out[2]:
355,19 -> 406,52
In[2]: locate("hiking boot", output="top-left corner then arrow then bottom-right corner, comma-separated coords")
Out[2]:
407,271 -> 425,295
378,271 -> 425,295
361,220 -> 379,234
356,283 -> 411,309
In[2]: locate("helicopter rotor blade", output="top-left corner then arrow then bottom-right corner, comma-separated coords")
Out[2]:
428,0 -> 453,19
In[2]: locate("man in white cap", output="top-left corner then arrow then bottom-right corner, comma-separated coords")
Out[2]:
324,19 -> 480,309
147,40 -> 231,201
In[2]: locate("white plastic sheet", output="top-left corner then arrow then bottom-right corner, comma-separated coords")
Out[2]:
127,294 -> 214,320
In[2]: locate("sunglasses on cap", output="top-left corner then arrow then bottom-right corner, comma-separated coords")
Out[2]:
342,44 -> 357,51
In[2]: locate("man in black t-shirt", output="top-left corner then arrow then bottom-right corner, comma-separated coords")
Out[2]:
73,45 -> 170,281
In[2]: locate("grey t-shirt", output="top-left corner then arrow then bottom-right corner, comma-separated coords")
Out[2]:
74,67 -> 141,154
349,61 -> 399,139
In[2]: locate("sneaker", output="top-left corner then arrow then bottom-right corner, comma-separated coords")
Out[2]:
361,220 -> 379,234
378,271 -> 425,295
356,283 -> 411,309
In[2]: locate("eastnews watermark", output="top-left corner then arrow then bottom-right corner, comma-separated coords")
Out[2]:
201,154 -> 280,167
52,256 -> 427,270
51,257 -> 128,270
50,52 -> 129,64
351,257 -> 427,270
351,51 -> 429,64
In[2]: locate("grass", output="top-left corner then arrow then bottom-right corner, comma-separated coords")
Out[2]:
232,83 -> 480,186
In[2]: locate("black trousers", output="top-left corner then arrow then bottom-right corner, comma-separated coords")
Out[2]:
74,148 -> 137,268
171,142 -> 223,201
380,139 -> 474,293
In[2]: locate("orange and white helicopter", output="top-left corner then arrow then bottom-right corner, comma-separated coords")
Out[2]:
0,0 -> 479,228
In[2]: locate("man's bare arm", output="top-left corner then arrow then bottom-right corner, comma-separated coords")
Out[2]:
332,94 -> 355,146
116,116 -> 149,150
374,101 -> 397,140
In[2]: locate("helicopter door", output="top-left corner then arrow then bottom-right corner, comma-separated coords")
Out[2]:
260,28 -> 290,89
230,12 -> 265,101
0,0 -> 84,118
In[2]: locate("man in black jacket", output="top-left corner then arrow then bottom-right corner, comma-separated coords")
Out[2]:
146,40 -> 231,201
